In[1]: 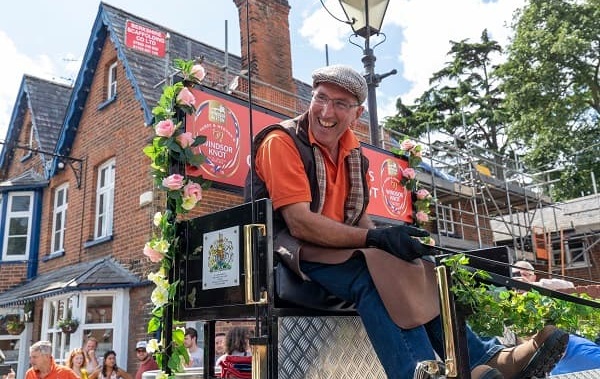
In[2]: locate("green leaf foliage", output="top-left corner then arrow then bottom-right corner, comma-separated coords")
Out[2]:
443,254 -> 600,340
497,0 -> 599,200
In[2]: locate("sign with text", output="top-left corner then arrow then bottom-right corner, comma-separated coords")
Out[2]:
363,147 -> 413,223
185,89 -> 283,187
185,88 -> 413,223
124,20 -> 166,57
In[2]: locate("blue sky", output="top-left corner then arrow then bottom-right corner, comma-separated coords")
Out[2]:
0,0 -> 524,142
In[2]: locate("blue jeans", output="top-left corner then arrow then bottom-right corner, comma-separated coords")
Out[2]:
300,257 -> 503,379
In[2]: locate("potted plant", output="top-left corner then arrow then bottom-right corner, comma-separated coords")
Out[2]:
57,315 -> 79,334
6,319 -> 25,335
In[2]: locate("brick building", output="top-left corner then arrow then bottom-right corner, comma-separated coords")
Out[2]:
0,0 -> 597,376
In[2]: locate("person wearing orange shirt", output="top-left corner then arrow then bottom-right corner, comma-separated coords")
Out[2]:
25,341 -> 79,379
246,64 -> 568,379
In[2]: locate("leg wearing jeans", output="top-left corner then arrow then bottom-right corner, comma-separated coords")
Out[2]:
300,257 -> 503,379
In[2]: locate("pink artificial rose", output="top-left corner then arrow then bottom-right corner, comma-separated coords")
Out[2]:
155,119 -> 175,138
176,132 -> 195,148
177,87 -> 196,107
401,139 -> 416,151
143,243 -> 163,263
162,174 -> 184,190
403,168 -> 416,180
183,182 -> 203,202
416,189 -> 430,200
416,211 -> 429,223
191,64 -> 206,82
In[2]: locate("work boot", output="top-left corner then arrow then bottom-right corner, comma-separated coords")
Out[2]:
486,325 -> 569,379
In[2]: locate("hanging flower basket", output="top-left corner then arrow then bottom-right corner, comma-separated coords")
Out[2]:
57,318 -> 79,334
6,320 -> 25,335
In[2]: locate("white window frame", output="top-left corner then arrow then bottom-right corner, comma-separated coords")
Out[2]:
2,192 -> 34,260
107,61 -> 117,99
42,296 -> 75,363
94,159 -> 115,239
439,204 -> 455,235
51,183 -> 69,254
41,290 -> 130,367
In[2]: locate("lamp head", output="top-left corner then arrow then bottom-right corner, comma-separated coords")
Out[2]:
338,0 -> 390,38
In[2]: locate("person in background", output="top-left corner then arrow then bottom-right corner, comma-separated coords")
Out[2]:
183,327 -> 203,368
511,260 -> 600,375
134,341 -> 158,379
512,260 -> 575,290
67,348 -> 89,379
215,332 -> 227,363
89,350 -> 131,379
25,341 -> 79,379
246,63 -> 569,379
215,327 -> 252,366
83,337 -> 100,372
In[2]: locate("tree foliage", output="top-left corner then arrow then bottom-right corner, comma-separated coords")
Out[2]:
385,0 -> 599,200
384,30 -> 513,179
497,0 -> 600,200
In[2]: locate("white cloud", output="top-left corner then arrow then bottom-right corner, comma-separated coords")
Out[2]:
389,0 -> 525,104
297,0 -> 525,120
0,30 -> 60,142
298,0 -> 349,51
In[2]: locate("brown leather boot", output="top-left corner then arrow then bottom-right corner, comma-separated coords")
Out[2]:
471,365 -> 504,379
486,325 -> 568,379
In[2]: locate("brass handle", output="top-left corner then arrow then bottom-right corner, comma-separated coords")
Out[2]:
436,265 -> 457,377
251,342 -> 267,379
244,224 -> 267,305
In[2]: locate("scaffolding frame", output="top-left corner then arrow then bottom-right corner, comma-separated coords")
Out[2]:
384,127 -> 599,282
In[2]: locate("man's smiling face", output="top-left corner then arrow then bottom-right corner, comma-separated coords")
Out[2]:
308,82 -> 363,150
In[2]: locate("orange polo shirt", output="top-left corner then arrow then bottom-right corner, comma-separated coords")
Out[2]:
255,126 -> 361,223
25,360 -> 79,379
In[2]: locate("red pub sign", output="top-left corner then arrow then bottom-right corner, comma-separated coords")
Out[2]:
124,20 -> 166,57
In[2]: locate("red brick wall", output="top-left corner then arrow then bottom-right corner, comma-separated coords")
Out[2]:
2,111 -> 44,177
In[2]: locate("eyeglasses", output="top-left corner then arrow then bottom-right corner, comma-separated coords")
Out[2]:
135,349 -> 147,353
312,92 -> 360,112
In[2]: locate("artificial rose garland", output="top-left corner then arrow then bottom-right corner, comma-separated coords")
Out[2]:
142,58 -> 209,374
396,138 -> 435,245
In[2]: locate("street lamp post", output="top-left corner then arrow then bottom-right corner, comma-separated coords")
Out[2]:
338,0 -> 396,148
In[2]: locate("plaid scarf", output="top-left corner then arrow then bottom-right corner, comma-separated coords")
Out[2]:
313,146 -> 365,226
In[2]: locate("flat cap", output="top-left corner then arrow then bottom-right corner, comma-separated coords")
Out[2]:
312,65 -> 368,104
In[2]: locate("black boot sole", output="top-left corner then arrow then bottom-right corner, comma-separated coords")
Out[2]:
516,329 -> 569,379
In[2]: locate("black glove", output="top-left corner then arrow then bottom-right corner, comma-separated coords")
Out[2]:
366,225 -> 430,262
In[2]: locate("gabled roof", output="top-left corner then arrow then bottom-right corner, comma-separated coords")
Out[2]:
0,257 -> 143,307
52,2 -> 243,171
51,2 -> 316,176
0,76 -> 72,175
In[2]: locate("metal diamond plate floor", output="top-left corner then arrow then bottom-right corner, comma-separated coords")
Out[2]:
278,316 -> 386,379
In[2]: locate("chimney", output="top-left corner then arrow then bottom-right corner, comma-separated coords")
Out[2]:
233,0 -> 297,111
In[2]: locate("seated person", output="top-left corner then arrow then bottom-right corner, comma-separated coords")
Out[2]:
216,326 -> 252,366
246,64 -> 569,379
